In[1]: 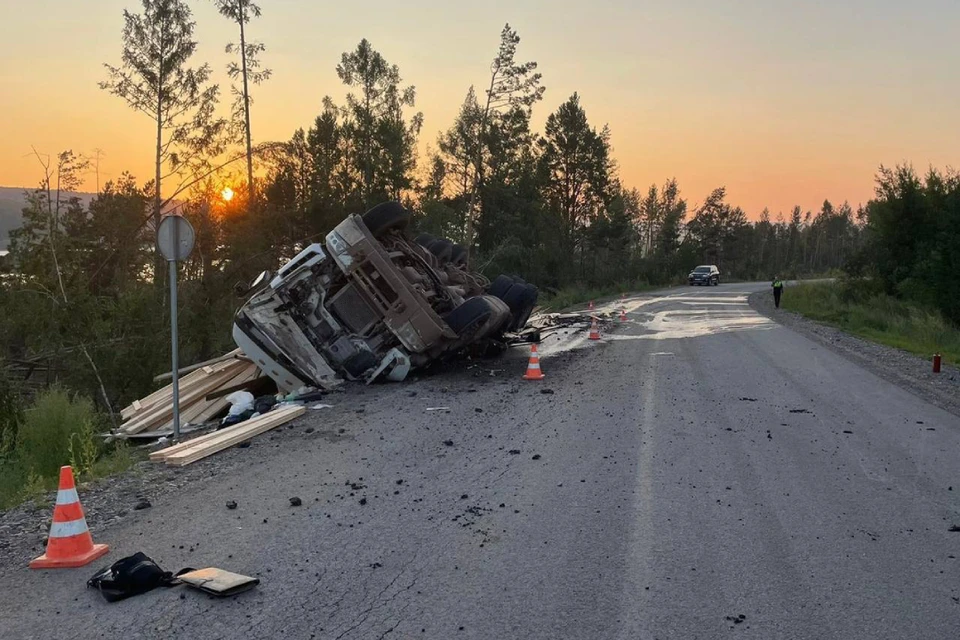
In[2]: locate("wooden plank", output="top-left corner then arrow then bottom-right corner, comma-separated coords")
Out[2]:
151,363 -> 259,433
121,358 -> 246,426
149,426 -> 232,461
121,364 -> 247,435
152,348 -> 243,383
121,364 -> 224,421
162,406 -> 305,466
204,371 -> 266,401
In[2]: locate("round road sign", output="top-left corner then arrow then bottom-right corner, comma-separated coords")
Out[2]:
156,214 -> 196,262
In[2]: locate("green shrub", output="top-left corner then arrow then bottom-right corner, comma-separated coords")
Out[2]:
17,388 -> 100,479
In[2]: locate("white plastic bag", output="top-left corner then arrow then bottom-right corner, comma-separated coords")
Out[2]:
224,391 -> 255,416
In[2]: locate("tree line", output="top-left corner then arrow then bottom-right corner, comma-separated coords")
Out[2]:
1,0 -> 877,414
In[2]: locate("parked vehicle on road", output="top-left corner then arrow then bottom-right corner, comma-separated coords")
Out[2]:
232,202 -> 539,391
688,265 -> 721,286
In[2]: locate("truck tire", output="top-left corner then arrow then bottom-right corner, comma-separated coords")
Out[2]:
428,239 -> 454,263
362,202 -> 410,238
450,243 -> 467,266
490,275 -> 514,299
444,296 -> 510,343
501,283 -> 538,332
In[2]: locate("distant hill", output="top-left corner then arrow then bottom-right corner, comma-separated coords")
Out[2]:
0,186 -> 96,249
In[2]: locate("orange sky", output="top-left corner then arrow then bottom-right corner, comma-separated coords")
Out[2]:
1,0 -> 958,217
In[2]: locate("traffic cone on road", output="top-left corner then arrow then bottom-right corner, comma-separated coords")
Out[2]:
589,316 -> 601,340
620,308 -> 628,322
589,300 -> 595,311
522,344 -> 545,380
30,466 -> 109,569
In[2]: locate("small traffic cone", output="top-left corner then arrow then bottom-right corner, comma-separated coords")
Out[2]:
589,300 -> 595,311
522,344 -> 545,380
30,466 -> 109,569
589,316 -> 601,340
620,308 -> 628,322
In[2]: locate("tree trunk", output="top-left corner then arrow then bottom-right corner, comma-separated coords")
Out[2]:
155,92 -> 164,287
238,2 -> 255,202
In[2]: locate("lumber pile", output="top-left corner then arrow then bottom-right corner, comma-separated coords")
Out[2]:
118,352 -> 262,436
149,405 -> 305,466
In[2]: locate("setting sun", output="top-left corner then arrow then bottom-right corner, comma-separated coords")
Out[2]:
221,187 -> 234,202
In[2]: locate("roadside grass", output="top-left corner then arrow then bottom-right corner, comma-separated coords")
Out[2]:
782,281 -> 960,365
0,387 -> 135,511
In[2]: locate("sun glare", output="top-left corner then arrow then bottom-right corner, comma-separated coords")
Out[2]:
221,187 -> 235,202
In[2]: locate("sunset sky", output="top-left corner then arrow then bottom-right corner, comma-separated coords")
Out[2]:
1,0 -> 958,217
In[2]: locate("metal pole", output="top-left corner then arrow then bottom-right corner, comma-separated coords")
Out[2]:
169,258 -> 181,441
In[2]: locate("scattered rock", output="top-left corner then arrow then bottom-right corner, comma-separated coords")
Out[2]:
443,440 -> 455,447
540,389 -> 555,395
133,499 -> 152,511
843,430 -> 853,434
508,449 -> 521,455
289,497 -> 302,507
532,454 -> 542,460
460,494 -> 469,500
949,525 -> 960,533
396,479 -> 404,486
790,409 -> 811,414
475,408 -> 483,413
305,427 -> 315,434
226,501 -> 238,510
369,562 -> 383,569
359,498 -> 367,506
739,397 -> 758,402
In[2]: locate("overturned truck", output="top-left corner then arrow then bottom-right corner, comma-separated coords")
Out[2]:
232,202 -> 538,391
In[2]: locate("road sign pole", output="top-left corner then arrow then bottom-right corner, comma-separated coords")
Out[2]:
156,213 -> 195,443
169,258 -> 181,441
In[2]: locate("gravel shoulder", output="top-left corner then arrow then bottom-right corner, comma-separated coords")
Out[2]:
749,288 -> 960,418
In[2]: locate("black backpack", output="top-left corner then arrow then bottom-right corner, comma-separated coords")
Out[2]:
87,552 -> 183,603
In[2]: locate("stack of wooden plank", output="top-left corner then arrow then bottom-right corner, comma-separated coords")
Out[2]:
118,352 -> 262,437
149,405 -> 305,466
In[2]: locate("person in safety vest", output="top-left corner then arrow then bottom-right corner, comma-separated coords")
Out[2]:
772,277 -> 784,308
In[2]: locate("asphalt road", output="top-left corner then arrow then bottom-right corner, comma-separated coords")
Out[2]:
2,282 -> 959,640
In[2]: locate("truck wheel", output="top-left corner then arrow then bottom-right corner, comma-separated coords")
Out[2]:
490,275 -> 514,299
362,202 -> 410,238
428,239 -> 454,263
444,296 -> 510,344
414,233 -> 435,248
450,243 -> 467,266
501,283 -> 538,332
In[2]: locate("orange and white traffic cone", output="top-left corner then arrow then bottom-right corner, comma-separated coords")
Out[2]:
620,308 -> 628,322
30,466 -> 109,569
589,316 -> 601,341
522,344 -> 545,380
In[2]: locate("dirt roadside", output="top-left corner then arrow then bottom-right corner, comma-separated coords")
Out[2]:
749,288 -> 960,419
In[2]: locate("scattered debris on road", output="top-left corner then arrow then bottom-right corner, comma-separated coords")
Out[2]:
289,497 -> 302,507
226,501 -> 238,510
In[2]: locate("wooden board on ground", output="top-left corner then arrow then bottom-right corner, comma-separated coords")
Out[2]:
121,360 -> 249,435
154,363 -> 260,431
120,359 -> 237,422
159,405 -> 305,467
